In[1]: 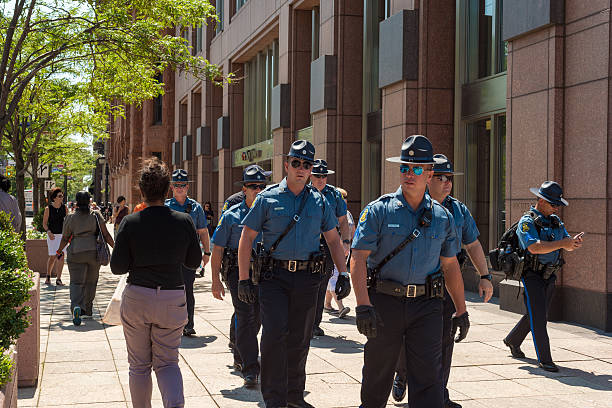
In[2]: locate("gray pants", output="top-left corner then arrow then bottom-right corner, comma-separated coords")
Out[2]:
121,284 -> 188,408
67,250 -> 100,316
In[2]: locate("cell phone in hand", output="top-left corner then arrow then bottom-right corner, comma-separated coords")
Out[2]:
575,232 -> 585,240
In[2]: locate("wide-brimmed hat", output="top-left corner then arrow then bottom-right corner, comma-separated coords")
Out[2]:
286,140 -> 316,163
234,164 -> 272,186
529,181 -> 568,207
171,169 -> 193,183
432,154 -> 464,175
311,159 -> 335,176
386,135 -> 444,165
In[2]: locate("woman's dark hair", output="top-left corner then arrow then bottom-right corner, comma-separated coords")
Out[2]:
138,157 -> 170,202
49,187 -> 63,202
0,175 -> 10,193
75,191 -> 91,212
117,195 -> 126,204
204,201 -> 212,210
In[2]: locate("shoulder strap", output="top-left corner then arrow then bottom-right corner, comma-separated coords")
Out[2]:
374,207 -> 432,273
269,188 -> 310,254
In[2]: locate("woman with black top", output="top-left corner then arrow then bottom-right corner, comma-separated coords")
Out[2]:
43,188 -> 67,285
204,201 -> 215,237
111,158 -> 201,408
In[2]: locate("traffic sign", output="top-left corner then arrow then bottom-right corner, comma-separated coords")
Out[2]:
37,163 -> 50,178
44,180 -> 56,190
5,165 -> 14,177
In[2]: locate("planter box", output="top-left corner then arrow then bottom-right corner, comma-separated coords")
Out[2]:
0,347 -> 17,408
17,273 -> 39,387
25,239 -> 55,277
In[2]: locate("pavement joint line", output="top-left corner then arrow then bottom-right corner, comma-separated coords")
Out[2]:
177,349 -> 219,407
98,300 -> 130,407
36,281 -> 57,407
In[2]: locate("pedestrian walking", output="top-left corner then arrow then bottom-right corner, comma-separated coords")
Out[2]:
351,135 -> 470,408
110,157 -> 202,408
391,154 -> 493,407
0,174 -> 21,232
42,187 -> 67,286
165,169 -> 211,336
204,201 -> 216,237
56,191 -> 114,325
210,165 -> 270,387
237,140 -> 350,408
503,181 -> 583,372
112,196 -> 129,237
309,159 -> 352,336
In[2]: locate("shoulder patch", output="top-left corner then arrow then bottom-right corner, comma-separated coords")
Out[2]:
521,223 -> 530,232
359,208 -> 369,223
222,201 -> 229,212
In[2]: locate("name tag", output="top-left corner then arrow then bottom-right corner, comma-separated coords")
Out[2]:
388,224 -> 400,228
274,207 -> 285,211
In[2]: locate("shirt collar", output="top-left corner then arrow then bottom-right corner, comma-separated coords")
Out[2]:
279,177 -> 307,197
393,187 -> 432,214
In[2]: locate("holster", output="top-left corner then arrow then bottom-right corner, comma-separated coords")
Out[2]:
252,242 -> 273,285
366,267 -> 378,288
319,241 -> 335,277
425,270 -> 445,299
220,248 -> 238,283
457,249 -> 467,268
309,251 -> 327,275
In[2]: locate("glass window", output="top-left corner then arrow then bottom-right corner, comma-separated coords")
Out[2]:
312,7 -> 320,61
216,0 -> 224,34
243,40 -> 279,147
236,0 -> 247,13
466,0 -> 506,81
153,74 -> 163,125
196,25 -> 203,52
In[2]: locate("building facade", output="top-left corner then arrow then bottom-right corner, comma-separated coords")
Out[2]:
106,0 -> 612,331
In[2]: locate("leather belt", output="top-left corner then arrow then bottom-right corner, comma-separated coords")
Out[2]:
375,280 -> 427,298
273,259 -> 311,272
133,283 -> 185,291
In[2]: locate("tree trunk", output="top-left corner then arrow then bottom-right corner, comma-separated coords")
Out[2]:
32,154 -> 39,214
15,163 -> 26,240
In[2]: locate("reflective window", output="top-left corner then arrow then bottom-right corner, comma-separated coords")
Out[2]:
466,0 -> 506,81
216,0 -> 224,34
153,74 -> 163,125
312,7 -> 320,61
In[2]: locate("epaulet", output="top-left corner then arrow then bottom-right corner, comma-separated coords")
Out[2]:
262,183 -> 279,193
371,193 -> 394,205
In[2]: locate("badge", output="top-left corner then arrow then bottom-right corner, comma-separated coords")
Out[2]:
360,208 -> 369,223
185,203 -> 192,214
521,223 -> 529,232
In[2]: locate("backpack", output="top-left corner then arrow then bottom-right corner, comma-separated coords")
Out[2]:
488,211 -> 541,281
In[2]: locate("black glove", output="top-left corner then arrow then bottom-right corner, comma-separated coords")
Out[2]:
355,305 -> 383,338
238,279 -> 257,304
451,311 -> 470,343
335,273 -> 351,300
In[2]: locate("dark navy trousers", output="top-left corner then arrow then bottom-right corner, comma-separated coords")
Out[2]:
506,272 -> 556,363
361,290 -> 444,408
181,266 -> 196,330
313,271 -> 332,329
395,288 -> 455,403
227,268 -> 261,375
259,267 -> 322,408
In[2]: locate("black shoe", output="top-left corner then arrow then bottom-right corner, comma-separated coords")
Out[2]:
445,399 -> 462,408
312,327 -> 324,337
503,338 -> 525,359
233,361 -> 243,371
183,327 -> 196,336
287,400 -> 314,408
243,373 -> 258,387
391,373 -> 406,402
539,362 -> 559,372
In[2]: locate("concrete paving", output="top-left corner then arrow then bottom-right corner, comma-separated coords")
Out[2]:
18,263 -> 612,407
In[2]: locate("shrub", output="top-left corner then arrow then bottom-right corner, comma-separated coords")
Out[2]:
0,351 -> 13,387
32,207 -> 46,233
26,229 -> 47,240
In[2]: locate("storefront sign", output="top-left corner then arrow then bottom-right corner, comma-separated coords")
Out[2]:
233,139 -> 274,167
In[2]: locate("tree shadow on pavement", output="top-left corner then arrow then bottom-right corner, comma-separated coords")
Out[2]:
179,335 -> 217,349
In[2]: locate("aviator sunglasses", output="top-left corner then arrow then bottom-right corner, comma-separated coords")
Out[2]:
245,184 -> 266,190
290,159 -> 312,170
434,174 -> 453,183
173,183 -> 188,188
312,174 -> 327,179
400,165 -> 425,176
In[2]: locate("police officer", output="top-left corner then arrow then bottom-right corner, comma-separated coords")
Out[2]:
310,159 -> 352,337
237,140 -> 349,408
504,181 -> 583,372
210,165 -> 270,387
391,154 -> 493,407
351,135 -> 470,408
165,169 -> 211,336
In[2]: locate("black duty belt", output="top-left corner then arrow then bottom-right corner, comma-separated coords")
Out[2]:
374,280 -> 427,298
273,259 -> 311,272
133,283 -> 185,291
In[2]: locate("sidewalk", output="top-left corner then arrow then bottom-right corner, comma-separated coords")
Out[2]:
18,264 -> 612,407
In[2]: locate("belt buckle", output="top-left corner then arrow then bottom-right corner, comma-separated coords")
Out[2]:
406,285 -> 417,298
288,260 -> 297,272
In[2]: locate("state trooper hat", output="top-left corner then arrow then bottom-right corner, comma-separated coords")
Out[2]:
171,169 -> 192,183
386,135 -> 445,165
286,140 -> 316,163
530,181 -> 569,207
432,154 -> 464,175
234,164 -> 272,186
311,159 -> 335,175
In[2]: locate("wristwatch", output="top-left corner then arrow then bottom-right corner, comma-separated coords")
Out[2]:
480,274 -> 493,281
203,251 -> 211,256
342,239 -> 351,245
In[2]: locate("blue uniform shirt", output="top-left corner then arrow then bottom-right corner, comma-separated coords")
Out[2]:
242,178 -> 338,260
212,201 -> 261,250
321,184 -> 347,218
165,197 -> 207,230
441,195 -> 480,248
352,187 -> 459,285
517,206 -> 569,265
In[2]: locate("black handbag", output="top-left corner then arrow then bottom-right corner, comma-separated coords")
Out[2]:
94,212 -> 111,266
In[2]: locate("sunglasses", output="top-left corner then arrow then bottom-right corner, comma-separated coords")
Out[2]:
549,202 -> 560,208
434,175 -> 453,183
172,169 -> 188,177
399,165 -> 426,176
290,159 -> 312,170
312,174 -> 327,179
56,194 -> 64,198
173,183 -> 188,188
245,184 -> 266,190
